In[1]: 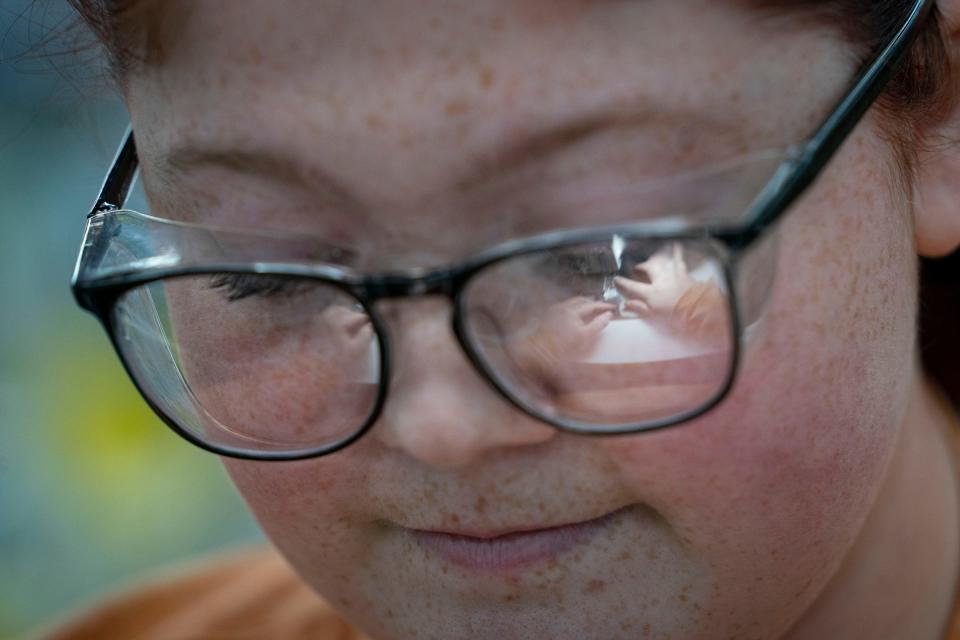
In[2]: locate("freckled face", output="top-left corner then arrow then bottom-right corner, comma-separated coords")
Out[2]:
127,1 -> 917,638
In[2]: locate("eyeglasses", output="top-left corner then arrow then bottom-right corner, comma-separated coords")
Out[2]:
72,0 -> 933,461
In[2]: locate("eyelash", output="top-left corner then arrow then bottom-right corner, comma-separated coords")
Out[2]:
544,251 -> 626,278
208,273 -> 322,301
207,245 -> 643,306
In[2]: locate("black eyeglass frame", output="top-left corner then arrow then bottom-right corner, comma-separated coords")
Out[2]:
72,0 -> 934,460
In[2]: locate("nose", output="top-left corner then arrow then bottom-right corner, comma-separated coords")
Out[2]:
372,297 -> 556,469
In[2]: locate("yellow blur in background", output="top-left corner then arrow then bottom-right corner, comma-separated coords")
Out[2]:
0,1 -> 261,636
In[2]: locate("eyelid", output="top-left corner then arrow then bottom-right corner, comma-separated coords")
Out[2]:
157,214 -> 362,266
553,146 -> 788,203
548,148 -> 789,217
120,143 -> 785,279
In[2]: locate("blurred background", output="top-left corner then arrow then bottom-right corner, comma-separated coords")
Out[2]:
0,1 -> 261,636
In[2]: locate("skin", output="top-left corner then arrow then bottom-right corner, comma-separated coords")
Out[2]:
123,0 -> 960,638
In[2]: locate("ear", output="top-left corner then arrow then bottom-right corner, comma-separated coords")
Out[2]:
914,0 -> 960,258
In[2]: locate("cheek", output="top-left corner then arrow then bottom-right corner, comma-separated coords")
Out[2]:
170,292 -> 379,447
603,132 -> 916,624
223,453 -> 380,605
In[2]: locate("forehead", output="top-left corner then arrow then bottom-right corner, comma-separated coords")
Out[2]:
131,0 -> 849,140
126,0 -> 855,255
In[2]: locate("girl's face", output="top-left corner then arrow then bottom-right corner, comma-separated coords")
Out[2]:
127,1 -> 920,637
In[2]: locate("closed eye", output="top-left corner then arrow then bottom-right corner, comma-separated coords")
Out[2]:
208,273 -> 325,302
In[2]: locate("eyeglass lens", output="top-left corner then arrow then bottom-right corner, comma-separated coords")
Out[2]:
112,274 -> 382,454
460,238 -> 735,430
110,237 -> 734,454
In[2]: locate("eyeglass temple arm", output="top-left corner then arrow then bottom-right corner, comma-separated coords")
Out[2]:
730,0 -> 934,250
90,127 -> 139,217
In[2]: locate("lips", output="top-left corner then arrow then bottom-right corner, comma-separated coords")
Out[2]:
410,507 -> 627,572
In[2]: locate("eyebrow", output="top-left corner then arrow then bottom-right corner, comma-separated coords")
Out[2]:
158,102 -> 732,209
161,145 -> 361,211
454,108 -> 664,194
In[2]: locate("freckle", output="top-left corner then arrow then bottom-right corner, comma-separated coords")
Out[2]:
365,114 -> 387,131
479,65 -> 496,89
585,579 -> 606,594
247,44 -> 263,64
444,99 -> 471,117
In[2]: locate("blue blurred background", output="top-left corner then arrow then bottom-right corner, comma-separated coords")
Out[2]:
0,1 -> 262,636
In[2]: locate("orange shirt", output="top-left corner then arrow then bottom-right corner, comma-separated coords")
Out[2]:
43,549 -> 368,640
43,547 -> 960,640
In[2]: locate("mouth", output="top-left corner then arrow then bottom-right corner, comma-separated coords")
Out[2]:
409,507 -> 629,573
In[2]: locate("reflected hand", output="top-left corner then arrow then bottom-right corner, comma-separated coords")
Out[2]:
615,244 -> 727,345
614,243 -> 696,322
514,297 -> 615,371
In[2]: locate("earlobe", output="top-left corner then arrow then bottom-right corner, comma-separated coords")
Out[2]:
938,0 -> 960,27
914,0 -> 960,258
915,152 -> 960,258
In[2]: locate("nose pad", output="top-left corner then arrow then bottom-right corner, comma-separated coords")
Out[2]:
372,296 -> 556,468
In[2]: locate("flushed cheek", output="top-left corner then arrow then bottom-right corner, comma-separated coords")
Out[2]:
599,335 -> 906,633
222,456 -> 382,608
601,134 -> 916,631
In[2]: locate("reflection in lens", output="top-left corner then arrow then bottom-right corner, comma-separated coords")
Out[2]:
462,239 -> 734,430
112,273 -> 380,454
